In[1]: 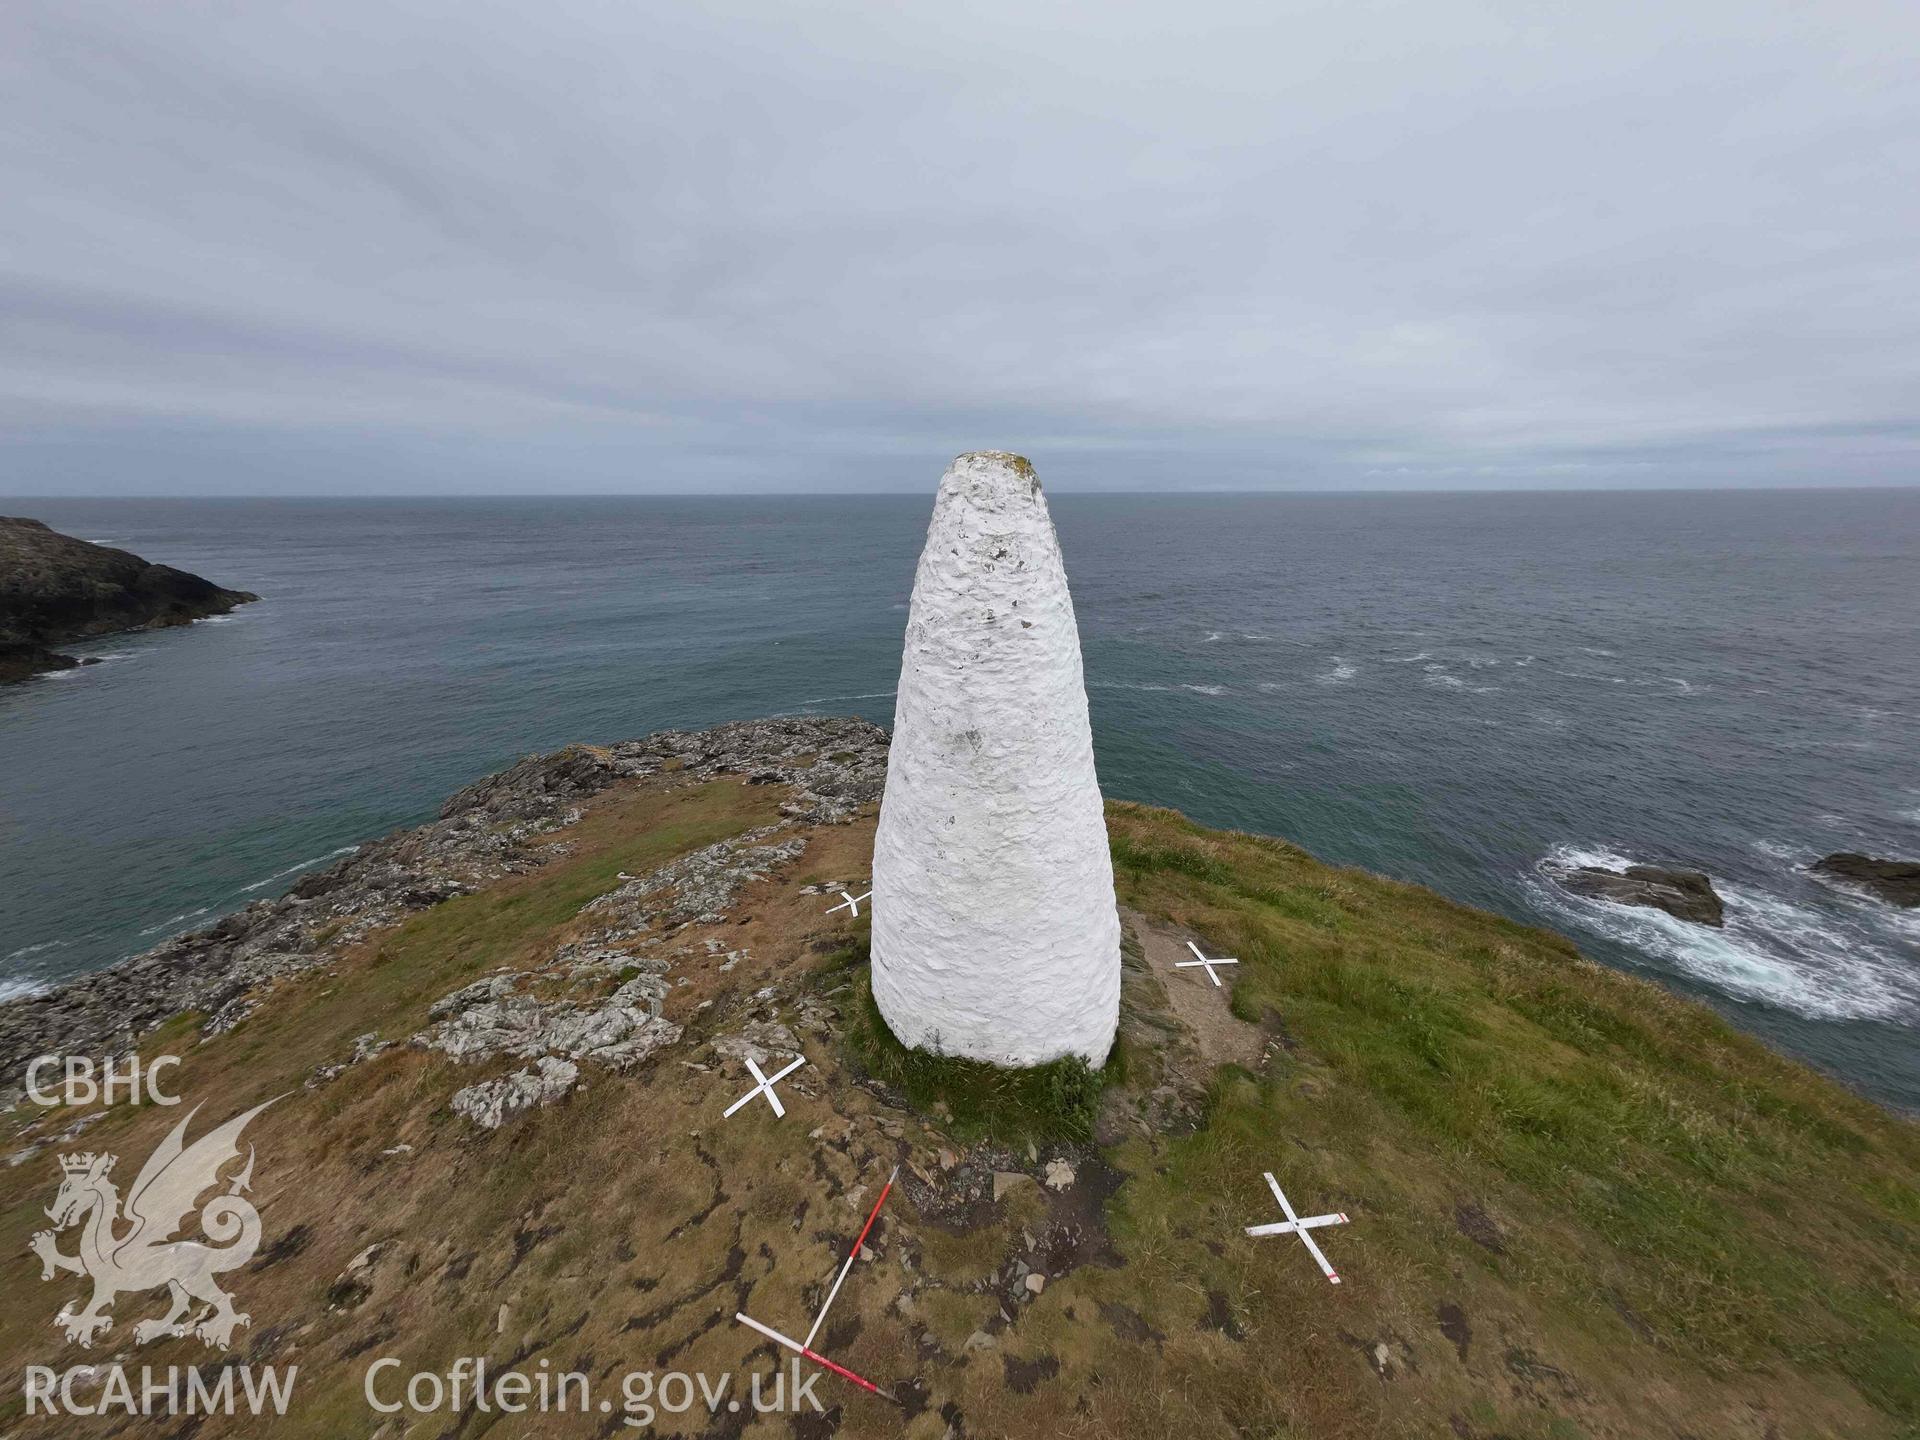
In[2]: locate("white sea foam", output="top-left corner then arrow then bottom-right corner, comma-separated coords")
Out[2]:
0,978 -> 49,1003
1424,664 -> 1497,694
238,844 -> 360,894
1202,631 -> 1226,643
137,906 -> 212,937
1528,842 -> 1918,1022
1382,651 -> 1430,664
796,689 -> 896,705
1317,657 -> 1357,684
4,938 -> 70,962
1181,683 -> 1228,696
1088,681 -> 1175,693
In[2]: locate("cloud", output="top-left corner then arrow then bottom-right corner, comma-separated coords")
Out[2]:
2,0 -> 1916,492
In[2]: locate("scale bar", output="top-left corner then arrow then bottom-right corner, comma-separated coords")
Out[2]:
805,1165 -> 897,1349
735,1311 -> 887,1397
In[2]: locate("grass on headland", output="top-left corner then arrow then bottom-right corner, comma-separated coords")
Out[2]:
1104,799 -> 1920,1433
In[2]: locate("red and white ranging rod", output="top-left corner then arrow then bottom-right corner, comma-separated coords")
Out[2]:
734,1164 -> 900,1401
805,1164 -> 896,1349
734,1311 -> 888,1398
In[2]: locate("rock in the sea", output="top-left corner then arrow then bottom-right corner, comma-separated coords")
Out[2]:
0,516 -> 258,682
1812,853 -> 1920,908
871,452 -> 1121,1066
1548,863 -> 1725,927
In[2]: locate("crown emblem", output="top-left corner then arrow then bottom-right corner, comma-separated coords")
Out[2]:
58,1152 -> 109,1175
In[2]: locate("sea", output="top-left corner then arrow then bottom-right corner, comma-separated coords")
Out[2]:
2,490 -> 1916,1110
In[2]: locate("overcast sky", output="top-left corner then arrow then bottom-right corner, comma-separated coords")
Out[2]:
3,1 -> 1916,495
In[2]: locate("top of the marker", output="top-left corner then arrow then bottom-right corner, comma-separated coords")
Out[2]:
953,450 -> 1035,479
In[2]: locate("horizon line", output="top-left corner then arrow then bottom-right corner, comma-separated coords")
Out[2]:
5,481 -> 1920,503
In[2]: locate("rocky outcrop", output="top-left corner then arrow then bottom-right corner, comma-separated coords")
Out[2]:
450,1057 -> 582,1130
872,452 -> 1120,1067
1812,853 -> 1920,908
1547,863 -> 1726,927
0,516 -> 259,681
0,715 -> 888,1090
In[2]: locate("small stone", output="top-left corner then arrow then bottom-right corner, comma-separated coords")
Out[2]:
993,1171 -> 1033,1203
345,1244 -> 383,1275
938,1147 -> 958,1171
963,1330 -> 996,1352
1043,1159 -> 1075,1191
498,1305 -> 511,1334
1024,1273 -> 1046,1296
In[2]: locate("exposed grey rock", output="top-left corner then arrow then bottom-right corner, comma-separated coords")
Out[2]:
306,1032 -> 393,1089
0,715 -> 888,1087
417,957 -> 678,1071
1812,853 -> 1920,908
450,1057 -> 581,1130
585,829 -> 808,933
713,1020 -> 801,1069
1547,862 -> 1725,927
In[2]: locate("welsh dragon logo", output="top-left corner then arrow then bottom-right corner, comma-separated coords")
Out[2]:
28,1098 -> 279,1350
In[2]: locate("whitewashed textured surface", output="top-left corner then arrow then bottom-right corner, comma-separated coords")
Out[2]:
871,452 -> 1120,1065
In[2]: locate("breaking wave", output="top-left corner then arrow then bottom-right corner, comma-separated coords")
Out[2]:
1316,657 -> 1357,685
5,938 -> 70,963
137,905 -> 212,937
1526,842 -> 1918,1022
1423,664 -> 1498,694
238,844 -> 360,893
795,689 -> 895,706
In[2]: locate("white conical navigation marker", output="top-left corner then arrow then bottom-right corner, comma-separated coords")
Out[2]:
871,451 -> 1120,1066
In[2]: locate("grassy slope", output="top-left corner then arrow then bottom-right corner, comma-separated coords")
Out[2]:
1098,801 -> 1919,1439
0,775 -> 1913,1440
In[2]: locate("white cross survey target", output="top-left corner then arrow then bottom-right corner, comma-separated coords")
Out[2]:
723,1055 -> 806,1120
1176,940 -> 1240,987
1245,1171 -> 1350,1284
